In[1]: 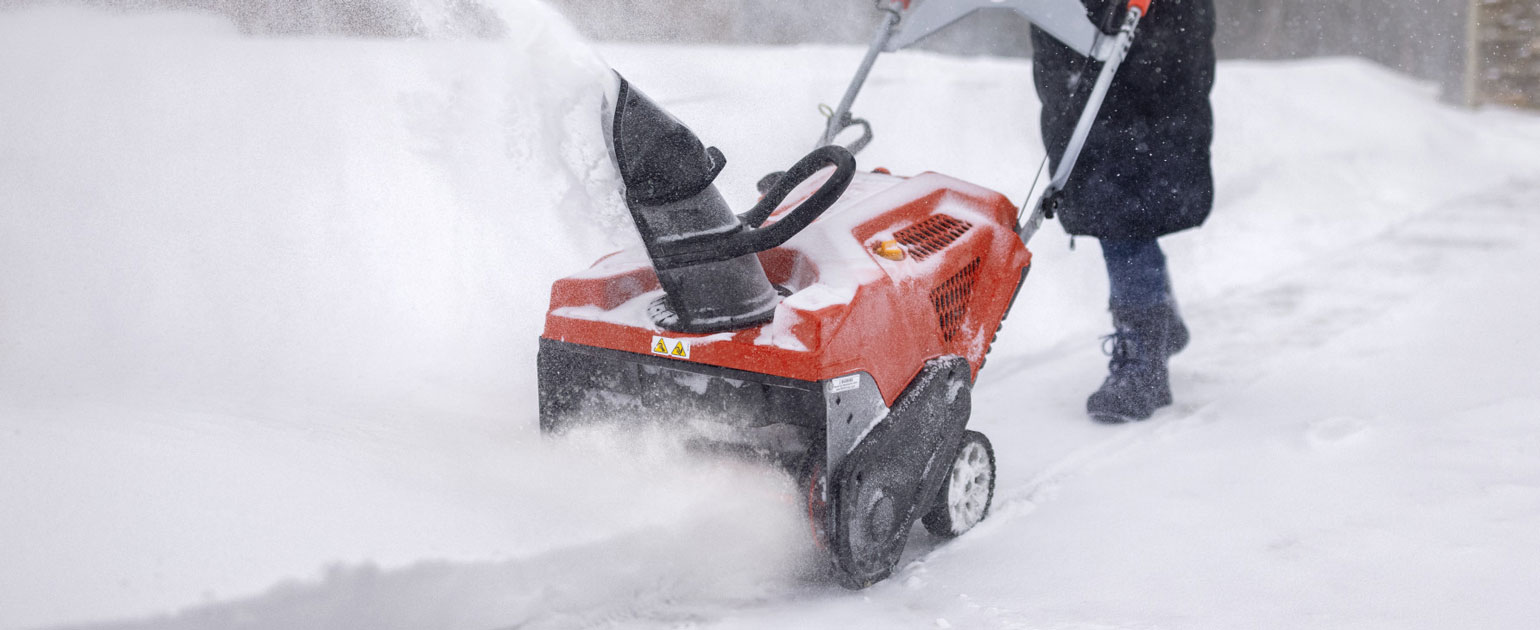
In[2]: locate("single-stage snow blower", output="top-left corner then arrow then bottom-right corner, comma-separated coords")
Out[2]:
538,0 -> 1151,588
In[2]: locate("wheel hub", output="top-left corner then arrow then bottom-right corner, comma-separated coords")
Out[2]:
947,441 -> 992,530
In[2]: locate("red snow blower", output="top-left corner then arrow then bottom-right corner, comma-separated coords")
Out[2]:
538,0 -> 1151,588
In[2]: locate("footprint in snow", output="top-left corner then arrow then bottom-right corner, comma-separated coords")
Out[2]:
1305,415 -> 1371,449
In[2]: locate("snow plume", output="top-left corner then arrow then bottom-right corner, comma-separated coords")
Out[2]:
0,1 -> 631,416
2,0 -> 502,37
38,428 -> 814,630
0,7 -> 764,628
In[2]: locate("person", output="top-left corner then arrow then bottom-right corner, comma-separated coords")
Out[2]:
1030,0 -> 1217,423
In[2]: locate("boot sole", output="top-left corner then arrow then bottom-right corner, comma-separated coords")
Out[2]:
1089,396 -> 1171,424
1090,411 -> 1144,424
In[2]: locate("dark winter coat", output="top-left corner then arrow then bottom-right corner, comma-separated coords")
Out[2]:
1032,0 -> 1216,239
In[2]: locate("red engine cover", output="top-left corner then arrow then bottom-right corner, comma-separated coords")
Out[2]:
541,170 -> 1033,406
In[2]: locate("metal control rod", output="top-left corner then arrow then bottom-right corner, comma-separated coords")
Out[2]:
818,7 -> 902,151
1018,1 -> 1148,245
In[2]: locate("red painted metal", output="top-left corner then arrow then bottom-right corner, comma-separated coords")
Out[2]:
541,171 -> 1033,407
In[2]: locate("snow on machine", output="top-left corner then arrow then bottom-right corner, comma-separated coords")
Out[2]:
538,0 -> 1152,588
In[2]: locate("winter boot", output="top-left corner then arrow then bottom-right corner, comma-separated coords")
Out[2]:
1087,303 -> 1175,423
1165,296 -> 1190,357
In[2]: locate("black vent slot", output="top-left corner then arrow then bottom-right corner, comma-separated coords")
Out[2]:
894,214 -> 972,261
930,258 -> 982,342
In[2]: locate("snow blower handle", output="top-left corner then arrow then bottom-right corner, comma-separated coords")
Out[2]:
820,0 -> 1142,157
1018,0 -> 1149,245
651,145 -> 857,271
817,4 -> 903,152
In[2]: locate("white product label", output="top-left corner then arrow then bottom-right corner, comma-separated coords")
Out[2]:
828,374 -> 861,393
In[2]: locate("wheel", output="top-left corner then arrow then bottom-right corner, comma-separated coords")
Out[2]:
797,442 -> 831,551
922,430 -> 995,538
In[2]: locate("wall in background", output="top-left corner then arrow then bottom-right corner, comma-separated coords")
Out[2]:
15,0 -> 1526,106
1471,0 -> 1540,108
545,0 -> 1473,101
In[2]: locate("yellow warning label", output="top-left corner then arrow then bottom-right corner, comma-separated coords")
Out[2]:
650,336 -> 691,360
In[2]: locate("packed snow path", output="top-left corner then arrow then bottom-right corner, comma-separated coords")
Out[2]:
4,6 -> 1540,630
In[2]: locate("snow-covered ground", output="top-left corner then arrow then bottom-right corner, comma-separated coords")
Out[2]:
4,4 -> 1540,629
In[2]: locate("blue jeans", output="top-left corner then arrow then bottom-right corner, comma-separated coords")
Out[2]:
1100,238 -> 1169,310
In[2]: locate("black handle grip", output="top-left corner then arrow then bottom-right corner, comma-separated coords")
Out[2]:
653,145 -> 856,270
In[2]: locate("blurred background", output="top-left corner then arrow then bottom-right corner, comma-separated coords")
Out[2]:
545,0 -> 1475,102
7,0 -> 1535,107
